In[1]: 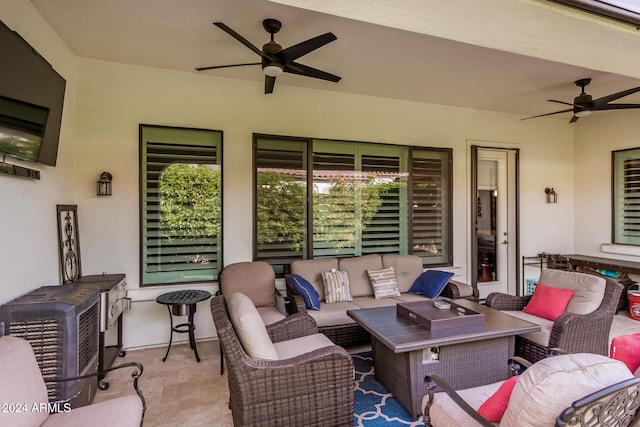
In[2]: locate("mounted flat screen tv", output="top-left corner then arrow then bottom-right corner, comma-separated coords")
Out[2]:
0,19 -> 66,166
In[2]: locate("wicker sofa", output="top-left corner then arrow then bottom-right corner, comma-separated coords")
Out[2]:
286,254 -> 478,347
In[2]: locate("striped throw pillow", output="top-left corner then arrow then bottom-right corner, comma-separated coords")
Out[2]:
322,270 -> 352,303
367,267 -> 401,299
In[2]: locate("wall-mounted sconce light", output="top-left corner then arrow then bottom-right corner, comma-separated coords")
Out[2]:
97,171 -> 113,196
545,187 -> 557,204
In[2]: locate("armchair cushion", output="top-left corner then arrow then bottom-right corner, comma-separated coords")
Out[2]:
285,274 -> 320,310
322,270 -> 353,303
538,268 -> 605,315
367,266 -> 401,299
227,292 -> 279,360
502,353 -> 633,427
477,375 -> 519,422
522,283 -> 575,321
273,333 -> 335,359
409,270 -> 454,298
42,396 -> 143,427
0,336 -> 49,427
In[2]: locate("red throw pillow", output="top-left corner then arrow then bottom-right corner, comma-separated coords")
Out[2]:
522,283 -> 575,321
610,333 -> 640,373
478,375 -> 519,422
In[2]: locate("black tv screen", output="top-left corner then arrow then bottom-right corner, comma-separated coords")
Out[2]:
0,19 -> 65,166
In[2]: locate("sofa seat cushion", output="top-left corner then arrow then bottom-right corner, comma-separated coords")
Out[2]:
423,380 -> 504,427
339,254 -> 383,297
227,293 -> 279,360
307,301 -> 361,327
393,293 -> 431,303
538,269 -> 605,315
382,255 -> 424,293
351,296 -> 400,309
273,333 -> 335,360
256,306 -> 286,326
503,310 -> 554,347
291,258 -> 339,301
502,353 -> 633,427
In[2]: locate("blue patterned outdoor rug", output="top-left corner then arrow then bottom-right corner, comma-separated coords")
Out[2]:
353,352 -> 424,427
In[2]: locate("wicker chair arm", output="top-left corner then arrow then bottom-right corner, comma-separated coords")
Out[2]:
423,375 -> 494,427
485,292 -> 530,310
442,280 -> 479,300
267,312 -> 319,343
285,283 -> 309,314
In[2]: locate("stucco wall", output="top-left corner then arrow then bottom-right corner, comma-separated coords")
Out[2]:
1,2 -> 577,349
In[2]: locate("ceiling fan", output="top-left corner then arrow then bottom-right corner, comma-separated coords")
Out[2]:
522,78 -> 640,123
196,18 -> 341,94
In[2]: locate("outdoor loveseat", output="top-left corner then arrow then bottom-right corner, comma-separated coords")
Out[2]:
286,254 -> 478,347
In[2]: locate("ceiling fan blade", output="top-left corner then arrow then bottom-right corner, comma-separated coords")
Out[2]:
195,62 -> 260,72
570,115 -> 579,123
284,61 -> 341,82
213,22 -> 272,60
548,99 -> 578,108
280,32 -> 337,62
520,108 -> 574,121
265,75 -> 276,94
593,103 -> 640,110
592,86 -> 640,106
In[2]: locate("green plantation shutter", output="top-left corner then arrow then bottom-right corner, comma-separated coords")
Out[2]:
140,126 -> 222,285
613,149 -> 640,245
361,149 -> 408,255
254,138 -> 308,275
410,148 -> 452,265
312,141 -> 408,258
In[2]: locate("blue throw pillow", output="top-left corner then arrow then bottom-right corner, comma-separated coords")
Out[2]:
285,274 -> 321,310
409,270 -> 455,298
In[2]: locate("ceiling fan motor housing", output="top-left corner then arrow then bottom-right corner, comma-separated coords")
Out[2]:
262,41 -> 284,74
574,93 -> 593,113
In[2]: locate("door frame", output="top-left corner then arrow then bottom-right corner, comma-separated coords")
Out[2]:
470,144 -> 520,297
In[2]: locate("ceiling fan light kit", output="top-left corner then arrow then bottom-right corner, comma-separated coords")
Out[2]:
522,77 -> 640,123
196,18 -> 341,94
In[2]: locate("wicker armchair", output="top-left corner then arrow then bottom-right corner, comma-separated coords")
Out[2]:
210,294 -> 354,427
423,353 -> 640,427
0,335 -> 145,427
486,270 -> 623,363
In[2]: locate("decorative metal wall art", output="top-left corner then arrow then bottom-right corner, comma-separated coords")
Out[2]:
56,204 -> 82,284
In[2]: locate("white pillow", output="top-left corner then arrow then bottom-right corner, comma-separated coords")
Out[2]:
227,293 -> 278,360
367,266 -> 401,299
322,270 -> 353,303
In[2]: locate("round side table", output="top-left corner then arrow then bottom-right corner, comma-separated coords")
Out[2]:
156,289 -> 211,362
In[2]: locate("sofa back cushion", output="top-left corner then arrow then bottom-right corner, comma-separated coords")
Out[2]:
227,293 -> 279,360
339,254 -> 383,297
502,353 -> 632,427
291,258 -> 338,301
538,269 -> 605,315
382,255 -> 424,293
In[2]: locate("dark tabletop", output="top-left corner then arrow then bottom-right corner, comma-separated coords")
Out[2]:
347,298 -> 540,353
156,289 -> 211,305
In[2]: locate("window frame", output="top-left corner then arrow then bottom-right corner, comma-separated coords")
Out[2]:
139,124 -> 223,286
253,133 -> 453,274
612,147 -> 640,246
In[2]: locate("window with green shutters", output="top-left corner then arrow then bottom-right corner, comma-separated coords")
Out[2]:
140,125 -> 222,285
254,134 -> 451,274
613,147 -> 640,246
